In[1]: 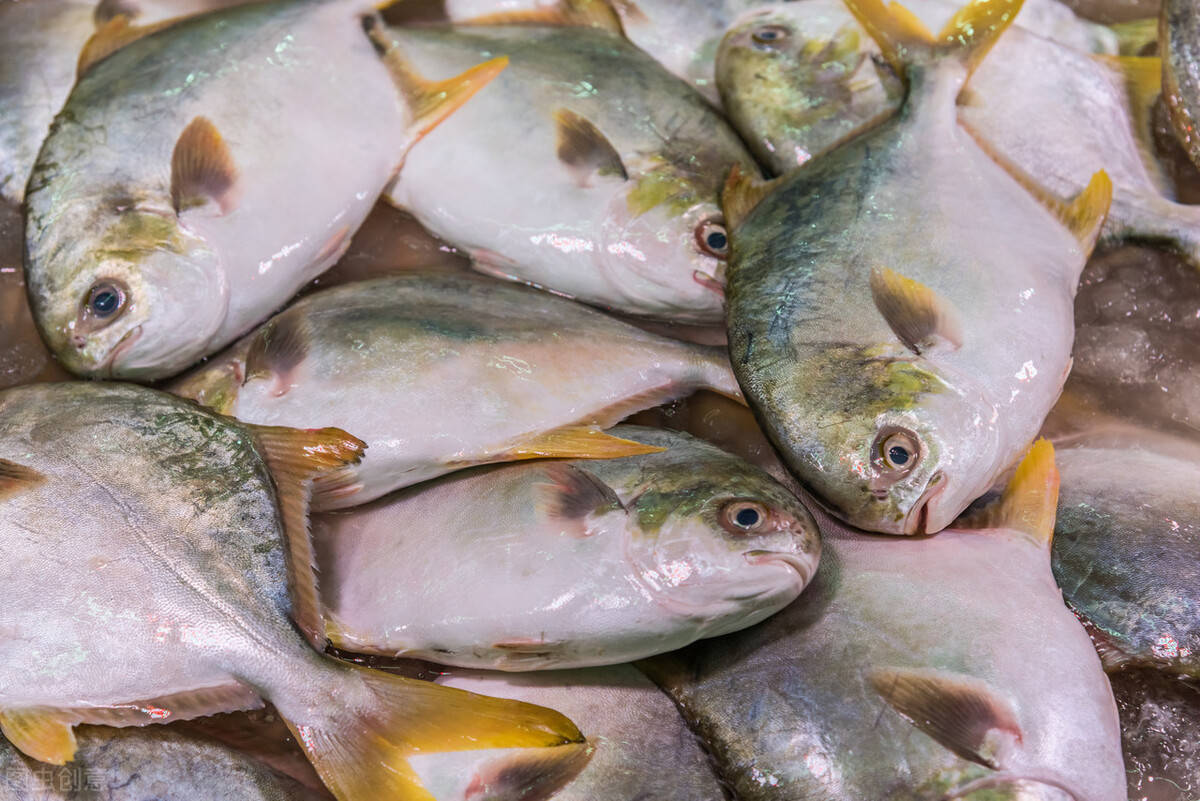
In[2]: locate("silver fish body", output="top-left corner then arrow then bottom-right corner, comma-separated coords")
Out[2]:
170,273 -> 743,510
315,425 -> 820,669
383,25 -> 758,323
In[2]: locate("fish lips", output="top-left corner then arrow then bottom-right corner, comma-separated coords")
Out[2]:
99,324 -> 144,377
743,547 -> 819,591
902,472 -> 947,536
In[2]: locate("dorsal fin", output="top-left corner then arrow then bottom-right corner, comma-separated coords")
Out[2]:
721,164 -> 785,230
554,108 -> 628,184
960,439 -> 1058,547
170,117 -> 239,215
77,15 -> 173,77
0,459 -> 46,499
458,0 -> 624,34
843,0 -> 1023,80
367,25 -> 508,142
247,425 -> 367,649
869,667 -> 1023,769
869,267 -> 963,355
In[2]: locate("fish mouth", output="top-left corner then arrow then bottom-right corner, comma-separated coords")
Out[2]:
903,472 -> 945,536
946,774 -> 1080,800
743,549 -> 816,587
101,325 -> 143,377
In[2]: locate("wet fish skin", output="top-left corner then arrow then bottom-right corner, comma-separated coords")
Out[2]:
643,446 -> 1125,801
383,25 -> 758,323
0,726 -> 327,801
316,425 -> 820,670
1050,440 -> 1200,678
24,0 -> 498,380
170,273 -> 744,510
0,382 -> 584,801
410,665 -> 726,801
1163,0 -> 1200,170
718,0 -> 1200,264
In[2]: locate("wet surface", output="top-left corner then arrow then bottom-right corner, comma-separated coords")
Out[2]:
1111,669 -> 1200,801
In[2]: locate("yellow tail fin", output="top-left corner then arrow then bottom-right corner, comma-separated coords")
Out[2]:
287,665 -> 585,801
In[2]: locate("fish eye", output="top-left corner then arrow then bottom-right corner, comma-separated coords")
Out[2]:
696,219 -> 729,258
874,428 -> 922,475
752,25 -> 789,46
720,500 -> 769,535
84,282 -> 127,323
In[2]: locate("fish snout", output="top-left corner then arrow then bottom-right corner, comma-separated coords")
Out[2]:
743,548 -> 818,588
903,471 -> 946,535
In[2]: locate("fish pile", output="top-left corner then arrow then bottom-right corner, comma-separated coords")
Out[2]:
0,0 -> 1197,798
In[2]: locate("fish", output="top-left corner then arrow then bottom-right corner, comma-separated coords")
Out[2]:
0,726 -> 328,801
1045,432 -> 1200,678
641,442 -> 1127,801
314,425 -> 820,669
23,0 -> 508,380
0,201 -> 70,390
379,24 -> 759,323
715,0 -> 1200,269
721,0 -> 1111,534
169,273 -> 745,510
407,664 -> 726,800
1163,0 -> 1200,169
0,382 -> 586,801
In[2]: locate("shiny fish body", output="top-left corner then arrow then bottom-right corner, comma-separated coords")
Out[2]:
718,0 -> 1200,263
383,25 -> 757,323
0,727 -> 325,801
644,502 -> 1126,801
171,273 -> 743,510
24,0 -> 415,379
725,11 -> 1091,534
315,426 -> 820,669
1163,0 -> 1200,169
412,665 -> 726,801
1051,440 -> 1200,678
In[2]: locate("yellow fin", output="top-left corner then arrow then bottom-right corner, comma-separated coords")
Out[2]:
963,439 -> 1059,546
498,425 -> 666,462
721,164 -> 785,231
1058,170 -> 1113,252
171,117 -> 239,215
935,0 -> 1025,77
368,26 -> 508,141
1109,17 -> 1159,57
460,0 -> 624,33
1100,55 -> 1163,148
77,15 -> 173,77
868,267 -> 963,354
0,709 -> 76,765
285,665 -> 584,801
842,0 -> 934,75
0,458 -> 46,499
248,425 -> 367,650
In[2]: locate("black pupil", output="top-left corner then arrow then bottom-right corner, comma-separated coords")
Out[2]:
888,445 -> 911,466
706,231 -> 728,251
91,289 -> 119,316
735,507 -> 761,528
757,29 -> 778,40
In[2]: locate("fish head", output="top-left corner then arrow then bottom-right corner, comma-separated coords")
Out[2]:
716,3 -> 903,172
29,204 -> 227,379
623,450 -> 821,626
763,346 -> 1000,535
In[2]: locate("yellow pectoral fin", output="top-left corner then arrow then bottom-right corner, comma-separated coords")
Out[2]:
0,709 -> 76,765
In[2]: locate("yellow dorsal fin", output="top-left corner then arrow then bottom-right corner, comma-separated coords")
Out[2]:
964,439 -> 1059,546
368,25 -> 509,141
494,425 -> 666,462
721,164 -> 785,231
461,0 -> 624,34
77,15 -> 173,77
843,0 -> 1023,79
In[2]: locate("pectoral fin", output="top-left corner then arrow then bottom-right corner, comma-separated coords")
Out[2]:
247,425 -> 367,649
0,459 -> 46,499
869,267 -> 962,354
170,117 -> 239,215
869,667 -> 1022,769
959,439 -> 1058,547
554,108 -> 628,185
244,312 -> 311,397
535,462 -> 624,522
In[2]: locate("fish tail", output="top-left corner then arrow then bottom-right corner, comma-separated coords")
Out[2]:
690,345 -> 746,404
284,664 -> 587,801
843,0 -> 1023,81
1109,194 -> 1200,274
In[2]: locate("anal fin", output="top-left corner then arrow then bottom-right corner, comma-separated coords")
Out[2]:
0,709 -> 76,765
492,425 -> 665,463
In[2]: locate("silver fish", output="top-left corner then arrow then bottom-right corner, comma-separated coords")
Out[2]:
643,442 -> 1126,801
0,726 -> 326,801
722,0 -> 1111,534
170,273 -> 744,510
381,24 -> 759,323
314,426 -> 819,670
0,382 -> 585,801
24,0 -> 506,379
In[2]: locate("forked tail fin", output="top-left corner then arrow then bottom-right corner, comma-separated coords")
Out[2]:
287,665 -> 586,801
